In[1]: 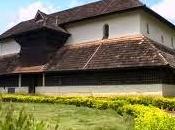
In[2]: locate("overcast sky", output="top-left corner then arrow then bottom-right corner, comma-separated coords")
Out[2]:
0,0 -> 174,34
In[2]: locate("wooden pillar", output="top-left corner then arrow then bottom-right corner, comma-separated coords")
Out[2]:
42,73 -> 45,87
18,74 -> 22,87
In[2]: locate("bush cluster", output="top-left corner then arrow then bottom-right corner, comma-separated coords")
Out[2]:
123,105 -> 175,130
1,94 -> 175,130
0,103 -> 51,130
106,96 -> 175,111
2,95 -> 175,110
0,94 -> 128,113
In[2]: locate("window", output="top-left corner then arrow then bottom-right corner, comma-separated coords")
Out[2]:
34,10 -> 45,22
171,37 -> 174,49
103,24 -> 109,39
161,35 -> 164,43
146,23 -> 150,34
0,43 -> 2,55
35,14 -> 43,22
0,76 -> 18,87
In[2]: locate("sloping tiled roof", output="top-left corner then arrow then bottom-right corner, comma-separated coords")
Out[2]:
0,0 -> 143,40
0,35 -> 174,75
0,53 -> 45,75
0,54 -> 19,75
46,35 -> 171,72
51,0 -> 143,24
0,14 -> 69,40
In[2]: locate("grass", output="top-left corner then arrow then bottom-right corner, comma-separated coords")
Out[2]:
2,103 -> 134,130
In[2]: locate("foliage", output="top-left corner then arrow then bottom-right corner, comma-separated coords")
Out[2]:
0,95 -> 129,111
108,96 -> 175,111
3,102 -> 132,130
123,105 -> 175,130
0,104 -> 48,130
1,94 -> 175,130
2,94 -> 175,110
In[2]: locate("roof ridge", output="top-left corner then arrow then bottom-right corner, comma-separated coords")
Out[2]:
50,0 -> 102,16
63,34 -> 144,48
0,53 -> 19,59
100,0 -> 114,14
83,43 -> 103,69
51,0 -> 143,17
137,0 -> 145,6
50,0 -> 143,25
142,36 -> 169,65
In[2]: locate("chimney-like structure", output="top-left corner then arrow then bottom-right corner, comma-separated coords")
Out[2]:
15,11 -> 70,66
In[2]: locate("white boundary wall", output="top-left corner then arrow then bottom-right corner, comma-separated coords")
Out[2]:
35,84 -> 163,96
162,84 -> 175,97
0,87 -> 28,93
0,84 -> 175,97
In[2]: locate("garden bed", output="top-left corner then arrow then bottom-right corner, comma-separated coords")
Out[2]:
1,102 -> 132,130
1,94 -> 175,130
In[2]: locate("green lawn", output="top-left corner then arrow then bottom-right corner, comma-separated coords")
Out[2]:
2,103 -> 133,130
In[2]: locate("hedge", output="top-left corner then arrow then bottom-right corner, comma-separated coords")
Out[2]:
0,94 -> 128,112
0,104 -> 53,130
1,94 -> 175,110
123,105 -> 175,130
105,96 -> 175,110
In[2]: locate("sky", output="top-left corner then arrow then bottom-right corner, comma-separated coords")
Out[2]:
0,0 -> 175,34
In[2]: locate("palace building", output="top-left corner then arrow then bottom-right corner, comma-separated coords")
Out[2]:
0,0 -> 175,96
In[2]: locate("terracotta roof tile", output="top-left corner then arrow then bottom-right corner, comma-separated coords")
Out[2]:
0,54 -> 44,75
13,65 -> 45,73
51,0 -> 143,24
0,54 -> 19,75
46,35 -> 168,71
85,39 -> 166,69
0,35 -> 175,75
0,16 -> 69,40
47,44 -> 100,71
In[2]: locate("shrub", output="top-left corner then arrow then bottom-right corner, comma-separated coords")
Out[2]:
123,105 -> 175,130
102,96 -> 175,111
0,104 -> 48,130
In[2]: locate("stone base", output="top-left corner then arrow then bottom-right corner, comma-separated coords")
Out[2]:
35,84 -> 163,96
0,87 -> 28,94
0,84 -> 174,97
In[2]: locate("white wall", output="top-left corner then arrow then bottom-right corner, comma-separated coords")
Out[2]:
0,87 -> 28,93
140,10 -> 175,48
162,84 -> 175,97
66,11 -> 140,44
65,10 -> 175,49
36,84 -> 162,96
0,40 -> 21,56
